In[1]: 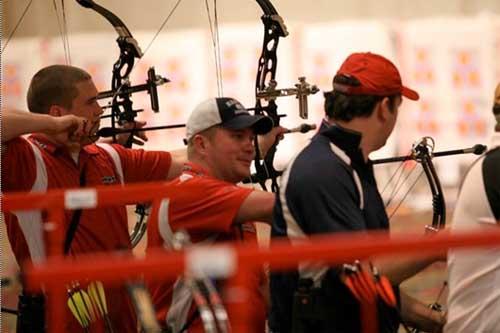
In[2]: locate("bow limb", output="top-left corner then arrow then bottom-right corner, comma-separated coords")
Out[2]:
76,0 -> 142,93
76,0 -> 142,59
420,156 -> 446,231
376,137 -> 448,333
412,138 -> 446,231
253,0 -> 288,192
412,151 -> 446,333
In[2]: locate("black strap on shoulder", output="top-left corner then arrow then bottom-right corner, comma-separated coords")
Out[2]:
456,146 -> 497,195
63,162 -> 87,255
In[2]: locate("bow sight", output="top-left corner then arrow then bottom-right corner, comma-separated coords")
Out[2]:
77,0 -> 170,145
97,67 -> 169,122
256,76 -> 320,120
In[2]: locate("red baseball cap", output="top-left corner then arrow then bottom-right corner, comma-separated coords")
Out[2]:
334,52 -> 419,101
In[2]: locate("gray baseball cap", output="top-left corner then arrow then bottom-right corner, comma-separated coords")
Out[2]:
185,97 -> 274,143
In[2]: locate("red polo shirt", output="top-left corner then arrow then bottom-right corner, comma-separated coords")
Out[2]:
2,134 -> 172,333
147,162 -> 267,333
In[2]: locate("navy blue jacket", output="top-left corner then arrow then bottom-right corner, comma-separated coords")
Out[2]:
269,124 -> 399,333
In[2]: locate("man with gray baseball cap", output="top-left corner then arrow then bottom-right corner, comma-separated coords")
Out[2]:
148,97 -> 283,332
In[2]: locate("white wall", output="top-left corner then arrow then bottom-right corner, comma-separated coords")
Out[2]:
4,0 -> 500,38
2,1 -> 499,193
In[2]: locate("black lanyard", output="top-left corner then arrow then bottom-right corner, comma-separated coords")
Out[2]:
63,161 -> 87,255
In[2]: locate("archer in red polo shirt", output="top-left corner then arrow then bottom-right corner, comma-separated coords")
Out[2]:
2,65 -> 184,333
148,162 -> 268,333
147,97 -> 283,333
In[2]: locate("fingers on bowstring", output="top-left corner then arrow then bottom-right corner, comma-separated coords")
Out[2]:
68,118 -> 86,141
85,120 -> 96,138
122,120 -> 146,129
132,137 -> 146,146
275,126 -> 286,141
134,131 -> 149,142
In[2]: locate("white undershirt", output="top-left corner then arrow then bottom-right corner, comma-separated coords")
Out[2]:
445,134 -> 500,333
71,152 -> 79,164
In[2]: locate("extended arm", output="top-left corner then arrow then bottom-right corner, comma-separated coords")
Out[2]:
2,109 -> 88,143
400,291 -> 445,332
235,190 -> 276,224
167,148 -> 188,180
373,253 -> 442,286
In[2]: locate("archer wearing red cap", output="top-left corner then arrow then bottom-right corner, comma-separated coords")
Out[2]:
269,52 -> 445,333
318,52 -> 419,152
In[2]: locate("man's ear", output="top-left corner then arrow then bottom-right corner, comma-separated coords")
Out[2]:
376,97 -> 392,122
48,104 -> 64,117
192,134 -> 209,156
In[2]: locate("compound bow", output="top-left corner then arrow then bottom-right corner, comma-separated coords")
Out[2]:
247,0 -> 319,192
373,137 -> 486,331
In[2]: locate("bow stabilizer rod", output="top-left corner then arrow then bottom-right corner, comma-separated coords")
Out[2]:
372,144 -> 487,165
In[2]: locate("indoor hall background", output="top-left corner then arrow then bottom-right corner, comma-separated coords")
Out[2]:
2,1 -> 500,331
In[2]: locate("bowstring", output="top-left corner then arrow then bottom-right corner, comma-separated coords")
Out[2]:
379,157 -> 406,196
61,0 -> 72,64
51,0 -> 70,65
214,0 -> 223,96
206,0 -> 263,192
1,0 -> 34,55
379,146 -> 418,209
141,0 -> 184,61
204,0 -> 223,97
387,169 -> 424,220
383,161 -> 418,208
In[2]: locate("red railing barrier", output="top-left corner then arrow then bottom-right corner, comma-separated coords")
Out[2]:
22,228 -> 500,332
5,183 -> 500,333
22,228 -> 500,290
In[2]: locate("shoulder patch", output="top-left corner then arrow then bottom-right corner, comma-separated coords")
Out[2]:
179,173 -> 194,182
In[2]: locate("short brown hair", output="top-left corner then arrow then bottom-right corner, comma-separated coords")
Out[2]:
27,65 -> 91,114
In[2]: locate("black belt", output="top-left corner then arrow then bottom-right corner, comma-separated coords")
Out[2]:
16,293 -> 45,333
